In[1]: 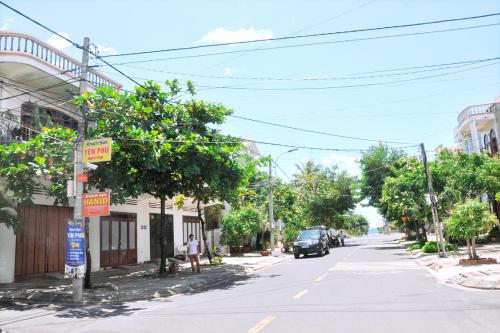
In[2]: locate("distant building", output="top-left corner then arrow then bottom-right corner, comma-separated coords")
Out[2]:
454,98 -> 499,156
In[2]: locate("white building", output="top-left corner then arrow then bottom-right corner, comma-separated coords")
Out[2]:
0,32 -> 212,283
454,98 -> 499,155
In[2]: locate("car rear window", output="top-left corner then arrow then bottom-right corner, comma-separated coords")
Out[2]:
298,230 -> 320,239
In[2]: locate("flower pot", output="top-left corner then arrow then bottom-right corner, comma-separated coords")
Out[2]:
260,251 -> 270,256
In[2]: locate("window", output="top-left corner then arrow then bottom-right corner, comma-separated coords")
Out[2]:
20,102 -> 78,140
490,130 -> 498,155
183,216 -> 200,244
484,134 -> 490,152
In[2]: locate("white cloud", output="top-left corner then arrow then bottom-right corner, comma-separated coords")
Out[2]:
47,32 -> 71,50
223,67 -> 235,76
0,18 -> 14,31
321,153 -> 360,176
96,44 -> 117,56
197,27 -> 273,45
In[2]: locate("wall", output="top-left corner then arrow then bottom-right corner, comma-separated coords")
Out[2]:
0,223 -> 16,283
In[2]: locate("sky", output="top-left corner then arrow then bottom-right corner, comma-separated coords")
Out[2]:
1,0 -> 500,227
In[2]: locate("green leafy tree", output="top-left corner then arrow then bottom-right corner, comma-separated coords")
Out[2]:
359,143 -> 405,217
178,136 -> 255,263
380,156 -> 429,242
78,80 -> 240,274
220,206 -> 263,252
341,213 -> 369,235
435,150 -> 500,202
444,199 -> 497,259
0,127 -> 75,206
0,190 -> 19,230
294,161 -> 356,228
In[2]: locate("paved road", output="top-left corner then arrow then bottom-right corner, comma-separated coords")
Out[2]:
2,234 -> 500,333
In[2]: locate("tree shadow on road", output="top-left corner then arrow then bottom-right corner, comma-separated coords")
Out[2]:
0,263 -> 257,319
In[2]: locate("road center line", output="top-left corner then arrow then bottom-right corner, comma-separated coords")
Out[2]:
293,289 -> 308,299
248,315 -> 276,333
315,273 -> 328,282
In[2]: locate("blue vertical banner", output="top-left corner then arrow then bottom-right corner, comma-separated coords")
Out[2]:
64,218 -> 85,278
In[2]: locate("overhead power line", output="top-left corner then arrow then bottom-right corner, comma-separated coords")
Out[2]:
101,22 -> 500,66
194,60 -> 500,91
103,56 -> 499,82
0,2 -> 159,92
229,114 -> 417,145
0,77 -> 81,101
98,12 -> 500,58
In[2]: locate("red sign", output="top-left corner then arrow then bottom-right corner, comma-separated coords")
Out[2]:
83,192 -> 110,217
77,173 -> 88,183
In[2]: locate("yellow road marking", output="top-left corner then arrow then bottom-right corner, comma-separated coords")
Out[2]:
315,273 -> 327,282
248,316 -> 276,333
293,289 -> 308,299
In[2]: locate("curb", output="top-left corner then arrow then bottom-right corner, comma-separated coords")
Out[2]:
0,256 -> 293,306
412,254 -> 500,291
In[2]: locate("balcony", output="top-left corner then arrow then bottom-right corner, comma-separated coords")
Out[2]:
456,103 -> 494,129
0,31 -> 121,90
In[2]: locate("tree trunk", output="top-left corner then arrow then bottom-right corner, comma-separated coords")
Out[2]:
159,195 -> 167,275
419,219 -> 428,243
197,200 -> 212,264
466,238 -> 473,259
471,237 -> 478,259
84,217 -> 92,289
256,232 -> 263,250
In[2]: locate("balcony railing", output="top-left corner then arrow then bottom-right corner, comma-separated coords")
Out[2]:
0,32 -> 121,90
456,103 -> 494,129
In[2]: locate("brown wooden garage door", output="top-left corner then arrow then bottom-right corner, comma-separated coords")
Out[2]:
15,205 -> 73,277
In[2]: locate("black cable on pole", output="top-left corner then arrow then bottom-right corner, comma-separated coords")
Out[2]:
0,2 -> 160,92
98,23 -> 500,66
234,116 -> 418,145
0,1 -> 80,49
102,56 -> 500,82
99,12 -> 500,58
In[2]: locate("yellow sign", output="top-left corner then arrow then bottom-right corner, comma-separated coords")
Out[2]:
83,138 -> 112,163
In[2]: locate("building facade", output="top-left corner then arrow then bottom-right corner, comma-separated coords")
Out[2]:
454,100 -> 499,156
0,32 -> 211,283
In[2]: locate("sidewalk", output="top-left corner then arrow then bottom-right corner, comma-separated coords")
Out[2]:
0,253 -> 292,304
403,240 -> 500,290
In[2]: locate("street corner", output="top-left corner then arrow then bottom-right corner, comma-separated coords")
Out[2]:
456,270 -> 500,290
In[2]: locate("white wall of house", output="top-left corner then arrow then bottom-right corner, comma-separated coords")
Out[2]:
0,223 -> 16,283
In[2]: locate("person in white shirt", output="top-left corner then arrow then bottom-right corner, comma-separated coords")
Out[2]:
187,234 -> 200,272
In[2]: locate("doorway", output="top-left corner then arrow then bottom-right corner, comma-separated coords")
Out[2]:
100,213 -> 137,267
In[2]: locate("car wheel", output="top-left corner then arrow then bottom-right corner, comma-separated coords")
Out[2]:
319,245 -> 325,257
294,253 -> 300,259
325,246 -> 330,255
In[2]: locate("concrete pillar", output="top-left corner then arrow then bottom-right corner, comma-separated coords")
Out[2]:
137,201 -> 150,263
470,119 -> 480,152
89,216 -> 100,272
0,224 -> 16,283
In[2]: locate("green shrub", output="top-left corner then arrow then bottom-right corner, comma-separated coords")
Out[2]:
212,256 -> 224,265
421,241 -> 438,253
421,241 -> 458,253
407,243 -> 421,251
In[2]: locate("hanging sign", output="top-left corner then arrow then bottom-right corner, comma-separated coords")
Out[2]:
77,173 -> 88,183
64,218 -> 85,279
82,192 -> 110,217
83,138 -> 112,163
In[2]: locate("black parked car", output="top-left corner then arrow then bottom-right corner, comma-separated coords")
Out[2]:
293,228 -> 330,259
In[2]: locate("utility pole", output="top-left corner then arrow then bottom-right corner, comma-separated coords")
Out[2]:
268,157 -> 274,253
420,143 -> 446,258
72,37 -> 90,302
